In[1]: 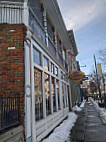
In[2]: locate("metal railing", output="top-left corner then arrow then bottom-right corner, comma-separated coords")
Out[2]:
29,8 -> 46,44
0,95 -> 20,132
0,4 -> 23,24
28,7 -> 68,72
48,36 -> 57,57
48,36 -> 68,72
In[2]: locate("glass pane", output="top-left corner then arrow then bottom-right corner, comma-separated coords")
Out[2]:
52,77 -> 56,112
62,49 -> 66,60
55,67 -> 58,76
65,84 -> 68,107
51,63 -> 54,74
66,85 -> 69,107
56,80 -> 60,110
34,68 -> 43,121
43,56 -> 49,71
61,72 -> 63,79
45,73 -> 51,115
61,83 -> 65,108
33,48 -> 41,65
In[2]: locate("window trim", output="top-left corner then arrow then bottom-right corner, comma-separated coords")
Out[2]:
31,39 -> 70,122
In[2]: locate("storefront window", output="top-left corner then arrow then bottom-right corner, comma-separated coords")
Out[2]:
33,48 -> 41,65
45,73 -> 51,115
56,80 -> 60,110
55,66 -> 58,76
34,68 -> 43,121
43,56 -> 49,71
52,77 -> 56,112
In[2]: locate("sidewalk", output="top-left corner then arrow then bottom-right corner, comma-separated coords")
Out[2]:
69,101 -> 106,142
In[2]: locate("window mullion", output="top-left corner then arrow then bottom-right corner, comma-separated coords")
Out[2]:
49,60 -> 53,114
42,71 -> 46,118
49,75 -> 53,114
66,85 -> 68,107
58,69 -> 63,110
64,84 -> 66,108
54,78 -> 58,111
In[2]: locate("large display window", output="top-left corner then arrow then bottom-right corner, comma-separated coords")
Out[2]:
33,42 -> 70,121
44,73 -> 51,115
51,77 -> 56,112
34,68 -> 43,121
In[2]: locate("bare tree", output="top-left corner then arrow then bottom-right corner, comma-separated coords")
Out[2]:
89,70 -> 101,99
89,81 -> 98,95
99,49 -> 106,66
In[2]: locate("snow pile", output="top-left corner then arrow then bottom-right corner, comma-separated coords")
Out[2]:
72,100 -> 85,112
72,105 -> 81,112
80,100 -> 86,108
42,112 -> 77,142
90,98 -> 106,124
99,108 -> 106,124
42,101 -> 85,142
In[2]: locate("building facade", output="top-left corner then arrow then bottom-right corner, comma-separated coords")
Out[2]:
67,30 -> 81,106
0,0 -> 78,141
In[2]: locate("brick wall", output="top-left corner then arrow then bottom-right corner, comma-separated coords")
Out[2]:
0,23 -> 26,125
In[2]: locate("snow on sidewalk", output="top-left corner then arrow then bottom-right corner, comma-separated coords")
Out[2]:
42,101 -> 85,142
42,112 -> 77,142
90,98 -> 106,124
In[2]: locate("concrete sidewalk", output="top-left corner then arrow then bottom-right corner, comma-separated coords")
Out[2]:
69,101 -> 106,142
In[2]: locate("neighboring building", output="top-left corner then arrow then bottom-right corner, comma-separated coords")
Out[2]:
0,0 -> 78,142
100,73 -> 106,96
86,72 -> 106,97
67,30 -> 81,106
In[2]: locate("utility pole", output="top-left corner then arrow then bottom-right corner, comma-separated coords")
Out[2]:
94,55 -> 101,102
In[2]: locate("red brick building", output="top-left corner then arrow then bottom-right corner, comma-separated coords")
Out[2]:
0,24 -> 26,125
0,0 -> 79,142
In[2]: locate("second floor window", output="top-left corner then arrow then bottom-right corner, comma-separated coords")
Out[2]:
55,67 -> 58,76
43,56 -> 49,71
30,0 -> 43,25
33,48 -> 41,65
51,63 -> 54,74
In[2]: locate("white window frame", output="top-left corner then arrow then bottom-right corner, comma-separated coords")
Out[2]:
31,39 -> 70,123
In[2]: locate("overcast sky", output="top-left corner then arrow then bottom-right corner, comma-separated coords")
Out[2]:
57,0 -> 106,74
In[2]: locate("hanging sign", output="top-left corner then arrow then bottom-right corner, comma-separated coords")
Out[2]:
97,64 -> 102,74
69,70 -> 85,83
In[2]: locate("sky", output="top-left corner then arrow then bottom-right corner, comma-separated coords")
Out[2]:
57,0 -> 106,75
